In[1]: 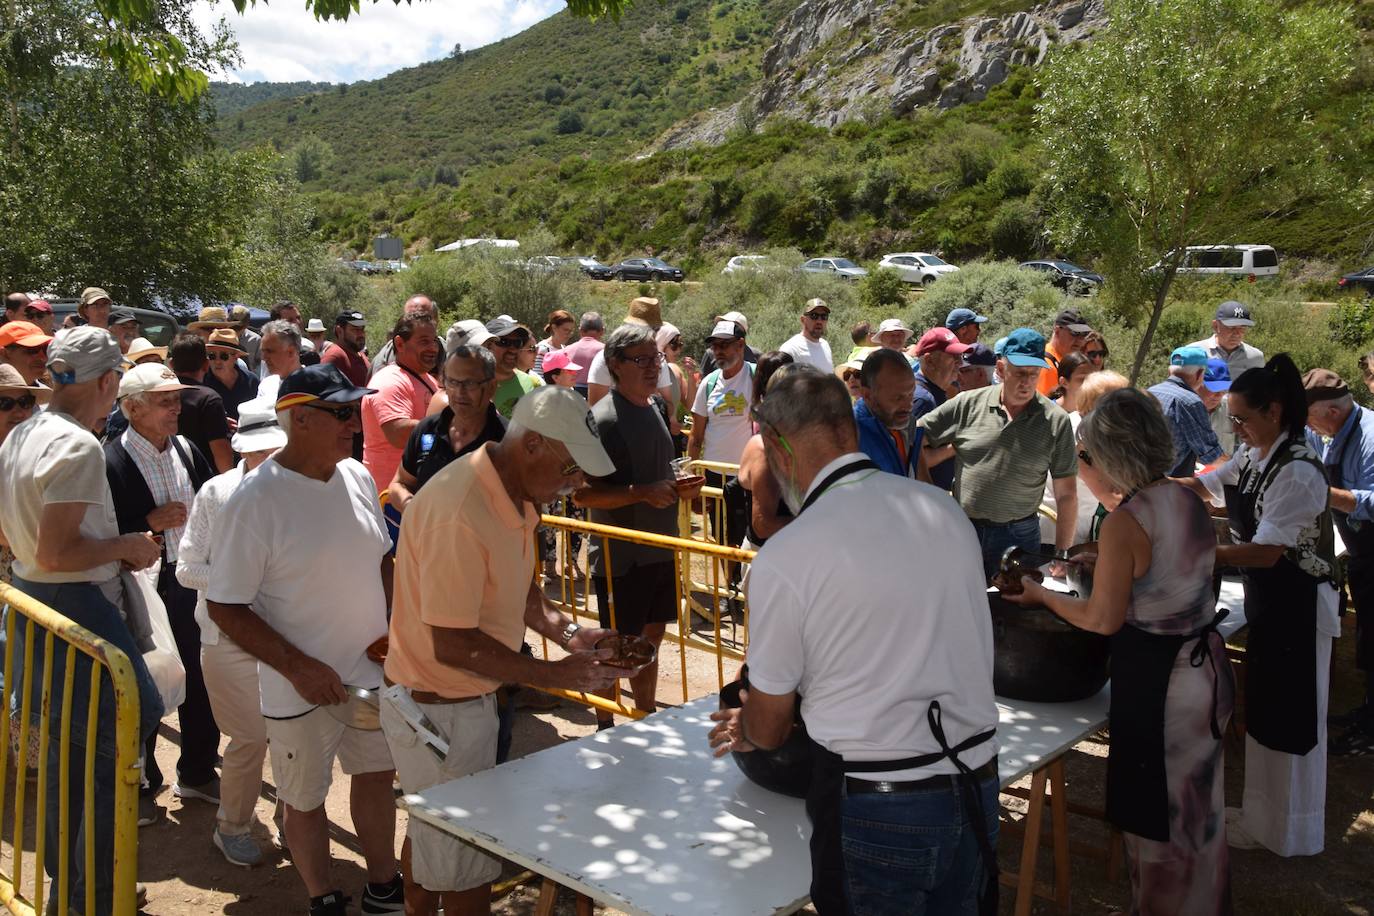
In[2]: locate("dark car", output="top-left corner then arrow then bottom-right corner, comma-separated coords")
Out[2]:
1338,267 -> 1374,296
563,256 -> 615,280
1020,260 -> 1104,294
609,257 -> 684,282
47,300 -> 183,346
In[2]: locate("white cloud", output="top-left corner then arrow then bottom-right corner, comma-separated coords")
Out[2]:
194,0 -> 565,84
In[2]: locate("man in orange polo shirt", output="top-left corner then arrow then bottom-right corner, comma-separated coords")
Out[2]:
1037,308 -> 1093,396
380,386 -> 632,916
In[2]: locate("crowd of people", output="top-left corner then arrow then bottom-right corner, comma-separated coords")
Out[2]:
0,283 -> 1371,916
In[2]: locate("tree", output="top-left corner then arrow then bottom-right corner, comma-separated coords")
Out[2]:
1037,0 -> 1353,382
288,135 -> 336,185
555,109 -> 584,134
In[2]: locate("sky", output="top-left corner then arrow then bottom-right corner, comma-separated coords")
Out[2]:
193,0 -> 565,84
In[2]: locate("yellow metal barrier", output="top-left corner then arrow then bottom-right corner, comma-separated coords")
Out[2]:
534,515 -> 756,721
0,584 -> 141,916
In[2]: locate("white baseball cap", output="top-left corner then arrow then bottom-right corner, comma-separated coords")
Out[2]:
718,310 -> 748,332
118,363 -> 192,401
511,386 -> 615,477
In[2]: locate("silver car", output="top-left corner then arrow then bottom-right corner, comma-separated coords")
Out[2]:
799,257 -> 868,281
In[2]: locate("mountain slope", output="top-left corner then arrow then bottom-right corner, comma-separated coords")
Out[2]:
211,81 -> 335,118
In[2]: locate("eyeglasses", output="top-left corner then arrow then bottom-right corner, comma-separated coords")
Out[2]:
207,352 -> 236,362
1077,449 -> 1093,467
445,376 -> 492,392
708,338 -> 740,351
1229,413 -> 1251,428
302,402 -> 357,422
617,352 -> 664,368
491,336 -> 529,349
0,394 -> 37,412
546,439 -> 582,478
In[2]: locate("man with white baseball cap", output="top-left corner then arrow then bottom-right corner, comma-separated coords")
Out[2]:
177,400 -> 287,867
699,310 -> 760,375
0,326 -> 165,913
874,317 -> 914,351
381,385 -> 629,915
1186,300 -> 1266,378
105,362 -> 223,821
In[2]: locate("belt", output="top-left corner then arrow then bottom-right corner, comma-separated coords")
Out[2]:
382,675 -> 492,706
967,514 -> 1036,528
845,757 -> 997,795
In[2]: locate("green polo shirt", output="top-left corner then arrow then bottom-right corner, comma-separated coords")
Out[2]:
919,385 -> 1077,523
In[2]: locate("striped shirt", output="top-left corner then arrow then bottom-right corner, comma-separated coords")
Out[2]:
122,427 -> 196,563
919,385 -> 1077,523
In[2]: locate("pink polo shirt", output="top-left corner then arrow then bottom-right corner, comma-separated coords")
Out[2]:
362,363 -> 437,493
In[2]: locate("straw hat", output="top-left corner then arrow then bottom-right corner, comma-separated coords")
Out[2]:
126,337 -> 167,365
205,327 -> 246,356
189,306 -> 236,331
0,364 -> 52,404
624,297 -> 662,329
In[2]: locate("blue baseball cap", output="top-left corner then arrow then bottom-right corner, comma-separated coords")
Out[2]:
1000,328 -> 1052,369
962,342 -> 997,367
945,308 -> 988,331
1202,358 -> 1232,392
1170,346 -> 1209,369
992,336 -> 1008,357
276,364 -> 375,410
1215,301 -> 1254,327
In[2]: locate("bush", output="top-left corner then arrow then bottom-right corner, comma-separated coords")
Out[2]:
988,199 -> 1041,260
911,259 -> 1067,340
859,268 -> 908,311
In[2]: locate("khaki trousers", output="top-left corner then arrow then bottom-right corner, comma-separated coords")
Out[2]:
200,639 -> 268,834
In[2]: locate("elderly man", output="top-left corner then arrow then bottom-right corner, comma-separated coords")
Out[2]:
208,365 -> 402,916
108,308 -> 141,354
854,348 -> 923,480
0,320 -> 52,385
873,317 -> 913,351
381,386 -> 628,916
228,305 -> 262,374
0,327 -> 165,914
912,327 -> 971,420
104,363 -> 221,815
576,325 -> 684,729
1305,369 -> 1374,756
690,319 -> 754,546
1147,346 -> 1225,476
1037,308 -> 1092,395
322,310 -> 371,387
921,328 -> 1078,577
204,328 -> 258,422
255,319 -> 306,409
363,316 -> 440,494
176,400 -> 288,867
709,370 -> 999,915
388,346 -> 505,514
561,311 -> 605,395
484,316 -> 540,418
958,342 -> 997,392
945,307 -> 987,345
370,295 -> 438,378
1187,300 -> 1265,378
778,298 -> 834,372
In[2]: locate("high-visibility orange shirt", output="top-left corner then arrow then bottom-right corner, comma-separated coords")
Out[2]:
1037,342 -> 1065,396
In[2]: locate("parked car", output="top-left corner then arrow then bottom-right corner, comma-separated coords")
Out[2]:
877,252 -> 959,286
800,257 -> 868,281
563,256 -> 615,280
347,259 -> 384,275
522,256 -> 564,273
722,255 -> 771,275
609,258 -> 685,282
1019,260 -> 1103,294
1338,267 -> 1374,296
1154,244 -> 1279,281
386,260 -> 409,272
47,300 -> 182,346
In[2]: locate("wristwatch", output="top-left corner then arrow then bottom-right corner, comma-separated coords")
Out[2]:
561,621 -> 583,647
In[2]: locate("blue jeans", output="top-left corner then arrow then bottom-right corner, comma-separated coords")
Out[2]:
840,772 -> 1000,916
972,515 -> 1041,581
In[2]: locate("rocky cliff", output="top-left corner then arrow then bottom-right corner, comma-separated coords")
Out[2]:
652,0 -> 1105,151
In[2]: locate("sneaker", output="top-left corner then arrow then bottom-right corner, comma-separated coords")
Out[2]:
360,873 -> 405,914
173,777 -> 221,805
213,827 -> 264,868
1330,722 -> 1374,757
1225,807 -> 1264,850
308,890 -> 349,916
138,795 -> 163,827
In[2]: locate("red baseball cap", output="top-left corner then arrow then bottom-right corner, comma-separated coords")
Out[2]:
915,327 -> 972,357
0,321 -> 53,349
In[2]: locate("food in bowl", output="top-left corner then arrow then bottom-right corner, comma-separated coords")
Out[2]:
594,634 -> 657,674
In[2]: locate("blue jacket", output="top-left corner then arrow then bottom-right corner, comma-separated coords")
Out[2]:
855,397 -> 923,478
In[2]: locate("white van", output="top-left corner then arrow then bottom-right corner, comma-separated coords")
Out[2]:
1165,245 -> 1279,281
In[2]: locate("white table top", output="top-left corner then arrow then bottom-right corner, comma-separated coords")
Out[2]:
405,688 -> 1116,915
1215,575 -> 1248,640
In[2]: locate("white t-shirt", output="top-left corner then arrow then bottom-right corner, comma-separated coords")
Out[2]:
778,333 -> 834,374
207,457 -> 390,717
747,454 -> 998,779
691,364 -> 755,464
0,411 -> 121,583
587,349 -> 672,389
177,463 -> 246,646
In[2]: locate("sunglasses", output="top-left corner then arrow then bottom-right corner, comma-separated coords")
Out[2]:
22,309 -> 47,321
1229,413 -> 1251,428
303,402 -> 357,422
805,312 -> 831,321
492,336 -> 529,349
1085,349 -> 1107,360
207,351 -> 237,362
6,343 -> 47,355
0,394 -> 37,412
1077,449 -> 1093,467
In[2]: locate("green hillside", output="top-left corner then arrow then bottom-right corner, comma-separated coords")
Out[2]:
211,80 -> 336,118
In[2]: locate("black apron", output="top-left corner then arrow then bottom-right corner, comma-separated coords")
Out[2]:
1105,612 -> 1228,840
793,458 -> 998,915
1225,444 -> 1322,755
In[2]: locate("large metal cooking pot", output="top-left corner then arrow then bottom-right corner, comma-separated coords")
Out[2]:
718,677 -> 813,798
988,592 -> 1110,702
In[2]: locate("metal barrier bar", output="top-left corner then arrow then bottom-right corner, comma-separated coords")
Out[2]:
533,514 -> 756,720
0,583 -> 143,916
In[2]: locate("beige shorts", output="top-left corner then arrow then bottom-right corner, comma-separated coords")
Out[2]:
379,691 -> 501,893
264,706 -> 395,811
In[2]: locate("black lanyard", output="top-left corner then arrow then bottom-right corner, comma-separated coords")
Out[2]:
399,363 -> 436,395
796,459 -> 879,516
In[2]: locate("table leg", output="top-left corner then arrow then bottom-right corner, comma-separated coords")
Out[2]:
1049,758 -> 1071,911
575,892 -> 595,916
1014,767 -> 1048,916
535,878 -> 559,916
